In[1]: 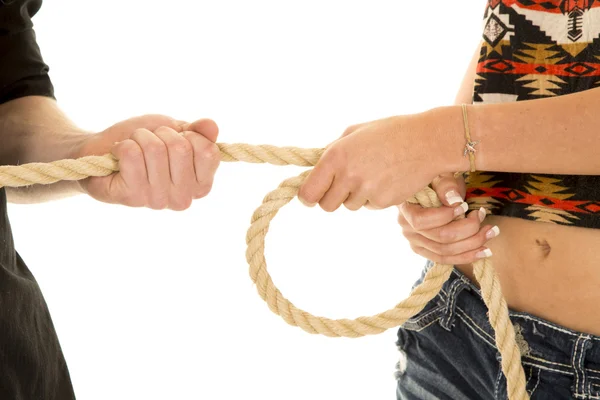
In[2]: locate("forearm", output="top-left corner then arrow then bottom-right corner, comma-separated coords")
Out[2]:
0,96 -> 89,203
0,96 -> 88,163
437,87 -> 600,175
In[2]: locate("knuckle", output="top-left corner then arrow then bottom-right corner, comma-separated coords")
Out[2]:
469,218 -> 483,234
171,140 -> 193,158
438,254 -> 451,265
373,190 -> 394,209
325,145 -> 346,165
362,179 -> 377,193
170,197 -> 193,211
150,202 -> 168,211
121,141 -> 143,161
409,212 -> 424,230
437,244 -> 454,257
434,257 -> 447,265
369,196 -> 388,210
438,226 -> 456,243
341,124 -> 360,137
197,142 -> 221,163
397,214 -> 408,227
121,196 -> 137,208
167,120 -> 184,131
430,175 -> 443,188
149,193 -> 169,210
121,192 -> 145,208
133,127 -> 149,137
400,226 -> 413,239
477,229 -> 490,245
346,172 -> 362,190
343,203 -> 360,211
146,141 -> 167,159
155,125 -> 176,134
194,182 -> 213,199
409,244 -> 420,254
430,241 -> 445,255
300,190 -> 318,205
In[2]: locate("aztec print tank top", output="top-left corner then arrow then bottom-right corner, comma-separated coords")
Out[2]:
465,0 -> 600,228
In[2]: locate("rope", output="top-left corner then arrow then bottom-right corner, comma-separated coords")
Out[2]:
0,143 -> 529,399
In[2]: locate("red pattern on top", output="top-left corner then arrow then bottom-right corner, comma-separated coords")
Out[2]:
478,60 -> 600,78
491,0 -> 600,13
466,187 -> 600,214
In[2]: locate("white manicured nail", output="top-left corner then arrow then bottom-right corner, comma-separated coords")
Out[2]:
446,190 -> 463,205
478,207 -> 487,222
476,248 -> 493,259
454,202 -> 468,217
485,226 -> 500,240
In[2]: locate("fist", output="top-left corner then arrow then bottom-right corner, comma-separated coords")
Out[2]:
76,114 -> 220,210
397,173 -> 499,265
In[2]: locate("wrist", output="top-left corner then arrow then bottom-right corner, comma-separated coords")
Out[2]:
425,105 -> 472,174
0,96 -> 91,164
32,131 -> 90,164
68,133 -> 99,196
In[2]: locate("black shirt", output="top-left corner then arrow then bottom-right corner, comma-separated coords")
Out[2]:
0,1 -> 75,398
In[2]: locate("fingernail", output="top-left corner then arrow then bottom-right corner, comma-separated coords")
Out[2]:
445,190 -> 463,206
113,141 -> 121,146
475,248 -> 493,259
485,226 -> 500,240
453,202 -> 468,217
478,207 -> 487,223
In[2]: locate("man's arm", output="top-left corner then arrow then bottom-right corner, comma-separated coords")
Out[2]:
0,96 -> 87,166
0,2 -> 221,208
0,96 -> 89,203
0,1 -> 89,203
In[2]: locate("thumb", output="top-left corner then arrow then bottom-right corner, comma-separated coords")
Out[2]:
431,173 -> 467,207
182,118 -> 219,143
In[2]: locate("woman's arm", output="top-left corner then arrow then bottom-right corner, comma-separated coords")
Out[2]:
454,42 -> 481,106
438,85 -> 600,176
297,41 -> 600,210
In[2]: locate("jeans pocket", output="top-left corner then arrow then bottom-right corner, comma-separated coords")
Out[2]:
401,296 -> 444,332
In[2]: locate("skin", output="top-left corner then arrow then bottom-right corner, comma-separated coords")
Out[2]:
298,43 -> 600,336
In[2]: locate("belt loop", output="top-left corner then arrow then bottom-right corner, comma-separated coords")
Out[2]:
439,274 -> 470,331
571,334 -> 592,399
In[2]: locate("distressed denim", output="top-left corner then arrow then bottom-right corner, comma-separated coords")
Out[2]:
395,261 -> 600,399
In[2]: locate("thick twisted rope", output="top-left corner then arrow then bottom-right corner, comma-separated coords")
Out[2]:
0,143 -> 528,399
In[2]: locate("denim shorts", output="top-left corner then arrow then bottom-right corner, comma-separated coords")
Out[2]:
395,261 -> 600,399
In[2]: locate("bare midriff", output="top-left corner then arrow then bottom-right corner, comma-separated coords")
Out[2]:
456,215 -> 600,336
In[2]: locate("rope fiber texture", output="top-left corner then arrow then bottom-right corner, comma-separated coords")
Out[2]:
0,143 -> 529,399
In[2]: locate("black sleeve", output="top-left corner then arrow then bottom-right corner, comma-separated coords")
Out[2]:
0,0 -> 54,105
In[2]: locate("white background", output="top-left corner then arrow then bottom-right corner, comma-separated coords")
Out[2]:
9,1 -> 483,399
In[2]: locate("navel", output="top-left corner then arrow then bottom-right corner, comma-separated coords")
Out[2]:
535,239 -> 551,258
